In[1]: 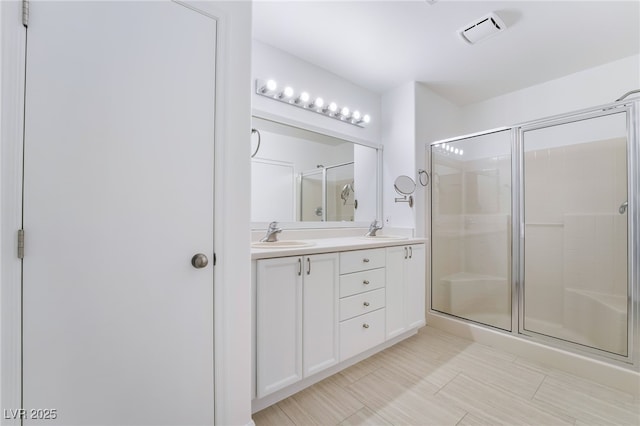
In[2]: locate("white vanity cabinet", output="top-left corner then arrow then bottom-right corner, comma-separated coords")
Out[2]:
252,238 -> 426,409
385,244 -> 426,339
339,249 -> 386,361
256,253 -> 339,398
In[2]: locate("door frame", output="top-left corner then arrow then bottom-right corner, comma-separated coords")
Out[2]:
0,1 -> 254,425
0,1 -> 26,422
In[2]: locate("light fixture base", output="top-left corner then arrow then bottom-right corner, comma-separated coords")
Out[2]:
255,79 -> 368,128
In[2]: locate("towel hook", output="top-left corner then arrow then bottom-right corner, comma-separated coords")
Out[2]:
418,169 -> 429,186
251,128 -> 261,158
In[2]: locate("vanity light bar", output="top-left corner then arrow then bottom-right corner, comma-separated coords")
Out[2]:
256,79 -> 371,128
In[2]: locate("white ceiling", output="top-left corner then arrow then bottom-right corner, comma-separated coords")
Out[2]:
252,0 -> 640,105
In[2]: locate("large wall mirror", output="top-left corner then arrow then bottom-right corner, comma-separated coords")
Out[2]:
251,115 -> 382,228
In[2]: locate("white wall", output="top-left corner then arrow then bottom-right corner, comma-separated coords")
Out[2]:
459,54 -> 640,133
380,82 -> 416,230
379,81 -> 463,234
415,83 -> 463,237
206,2 -> 254,425
252,40 -> 381,144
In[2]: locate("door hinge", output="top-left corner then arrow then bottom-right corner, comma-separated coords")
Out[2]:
22,0 -> 29,28
17,229 -> 25,259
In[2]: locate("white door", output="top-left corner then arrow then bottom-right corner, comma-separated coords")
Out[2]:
303,253 -> 339,377
256,257 -> 303,398
22,2 -> 216,425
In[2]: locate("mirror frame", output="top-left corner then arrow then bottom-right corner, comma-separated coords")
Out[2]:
251,109 -> 383,230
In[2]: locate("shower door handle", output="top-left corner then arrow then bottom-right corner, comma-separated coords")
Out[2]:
619,201 -> 628,214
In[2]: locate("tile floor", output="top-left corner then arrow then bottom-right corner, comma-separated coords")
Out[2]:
253,326 -> 640,426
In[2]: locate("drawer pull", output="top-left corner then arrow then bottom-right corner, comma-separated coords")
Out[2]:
362,323 -> 370,329
363,301 -> 370,307
363,258 -> 370,263
363,280 -> 370,285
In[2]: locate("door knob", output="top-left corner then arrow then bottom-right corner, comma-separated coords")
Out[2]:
191,253 -> 209,269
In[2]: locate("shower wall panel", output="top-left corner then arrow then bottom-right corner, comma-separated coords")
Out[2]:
522,113 -> 629,357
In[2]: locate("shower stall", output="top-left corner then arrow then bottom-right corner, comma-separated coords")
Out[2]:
429,99 -> 638,366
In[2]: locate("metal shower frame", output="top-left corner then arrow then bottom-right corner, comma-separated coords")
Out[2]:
427,98 -> 639,368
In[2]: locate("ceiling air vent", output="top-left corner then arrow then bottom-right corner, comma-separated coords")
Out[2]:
458,12 -> 506,45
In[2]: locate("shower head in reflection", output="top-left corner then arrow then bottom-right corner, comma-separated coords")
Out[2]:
341,182 -> 354,205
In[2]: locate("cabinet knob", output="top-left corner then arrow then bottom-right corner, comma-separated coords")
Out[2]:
363,280 -> 370,285
363,258 -> 370,263
363,301 -> 370,307
362,323 -> 370,329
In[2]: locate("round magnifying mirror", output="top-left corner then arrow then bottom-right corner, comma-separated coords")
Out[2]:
394,175 -> 416,195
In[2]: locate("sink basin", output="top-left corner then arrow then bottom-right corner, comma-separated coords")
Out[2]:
251,240 -> 316,249
362,235 -> 408,241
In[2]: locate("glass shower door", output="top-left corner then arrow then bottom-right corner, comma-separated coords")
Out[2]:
521,111 -> 629,356
431,129 -> 513,331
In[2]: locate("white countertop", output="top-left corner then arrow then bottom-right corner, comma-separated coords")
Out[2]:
251,236 -> 427,260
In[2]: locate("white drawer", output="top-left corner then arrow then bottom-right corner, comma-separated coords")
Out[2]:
339,268 -> 385,298
339,288 -> 385,321
340,248 -> 385,274
339,308 -> 385,362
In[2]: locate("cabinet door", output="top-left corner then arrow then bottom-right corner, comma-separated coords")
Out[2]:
256,257 -> 303,398
385,246 -> 407,339
303,253 -> 340,377
406,244 -> 426,329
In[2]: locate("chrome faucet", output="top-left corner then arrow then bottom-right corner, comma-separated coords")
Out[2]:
365,219 -> 383,237
261,221 -> 282,242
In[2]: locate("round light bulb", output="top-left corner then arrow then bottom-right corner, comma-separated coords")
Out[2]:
363,114 -> 371,124
352,110 -> 361,120
266,79 -> 277,92
299,92 -> 310,103
454,148 -> 459,154
283,86 -> 294,98
328,102 -> 338,113
341,107 -> 350,117
314,97 -> 324,108
459,149 -> 464,155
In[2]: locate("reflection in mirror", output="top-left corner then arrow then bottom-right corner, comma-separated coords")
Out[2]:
251,116 -> 380,227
